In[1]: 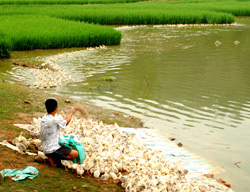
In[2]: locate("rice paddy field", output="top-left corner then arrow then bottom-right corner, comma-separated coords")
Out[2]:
0,0 -> 250,58
0,0 -> 146,5
0,15 -> 121,51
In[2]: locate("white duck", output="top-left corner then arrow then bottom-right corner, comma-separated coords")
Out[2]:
76,164 -> 84,178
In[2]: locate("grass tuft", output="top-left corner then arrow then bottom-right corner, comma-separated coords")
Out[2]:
0,34 -> 12,59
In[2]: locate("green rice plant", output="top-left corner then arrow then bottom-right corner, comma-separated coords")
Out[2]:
165,0 -> 250,16
0,1 -> 249,21
0,33 -> 12,59
0,0 -> 148,5
0,15 -> 122,51
0,0 -> 249,56
205,3 -> 250,16
0,3 -> 235,25
47,5 -> 236,24
2,0 -> 250,26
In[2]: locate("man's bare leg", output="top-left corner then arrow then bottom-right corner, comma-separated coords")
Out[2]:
66,149 -> 78,160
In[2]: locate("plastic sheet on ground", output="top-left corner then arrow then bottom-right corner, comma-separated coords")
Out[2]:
1,166 -> 39,181
120,127 -> 223,179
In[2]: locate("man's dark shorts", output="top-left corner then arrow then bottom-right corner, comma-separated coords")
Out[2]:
45,146 -> 71,164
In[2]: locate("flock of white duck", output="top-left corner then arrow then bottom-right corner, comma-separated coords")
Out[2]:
1,114 -> 234,192
32,45 -> 107,89
33,53 -> 74,89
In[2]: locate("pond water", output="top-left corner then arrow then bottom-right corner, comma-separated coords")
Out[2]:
1,17 -> 250,191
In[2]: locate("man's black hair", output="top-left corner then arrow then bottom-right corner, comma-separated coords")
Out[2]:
45,99 -> 58,113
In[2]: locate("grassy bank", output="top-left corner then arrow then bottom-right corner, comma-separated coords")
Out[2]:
0,80 -> 143,132
0,144 -> 124,192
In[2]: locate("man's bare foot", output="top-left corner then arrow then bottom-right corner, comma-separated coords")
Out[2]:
48,157 -> 57,167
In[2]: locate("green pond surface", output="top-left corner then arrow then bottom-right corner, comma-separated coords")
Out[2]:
1,17 -> 250,192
